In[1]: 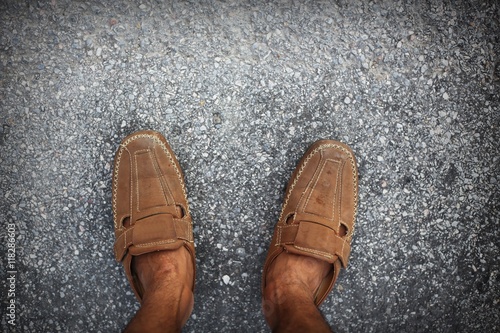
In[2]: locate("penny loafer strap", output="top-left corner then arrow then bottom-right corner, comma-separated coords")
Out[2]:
114,213 -> 192,261
276,220 -> 351,268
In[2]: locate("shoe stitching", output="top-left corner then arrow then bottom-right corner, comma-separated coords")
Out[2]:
151,147 -> 175,207
275,224 -> 299,246
279,146 -> 319,224
133,148 -> 176,213
294,245 -> 334,260
126,146 -> 133,230
301,154 -> 326,219
188,216 -> 193,242
135,239 -> 177,247
112,145 -> 126,229
334,159 -> 345,233
133,149 -> 150,213
123,228 -> 127,250
303,157 -> 339,224
277,224 -> 282,244
333,233 -> 349,263
173,217 -> 194,242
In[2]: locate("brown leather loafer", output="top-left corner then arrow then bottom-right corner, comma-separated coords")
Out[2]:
262,140 -> 358,305
112,130 -> 195,302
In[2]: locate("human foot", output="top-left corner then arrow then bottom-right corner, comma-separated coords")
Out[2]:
112,130 -> 196,302
132,248 -> 194,300
262,140 -> 358,307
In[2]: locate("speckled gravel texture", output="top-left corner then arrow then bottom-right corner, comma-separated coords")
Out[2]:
1,1 -> 499,332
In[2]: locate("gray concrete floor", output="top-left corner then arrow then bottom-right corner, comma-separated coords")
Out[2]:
1,1 -> 499,332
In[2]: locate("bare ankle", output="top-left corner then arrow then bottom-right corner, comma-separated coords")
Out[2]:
263,284 -> 331,333
264,280 -> 313,309
125,248 -> 195,332
133,248 -> 194,294
263,253 -> 333,332
125,273 -> 194,333
265,253 -> 331,296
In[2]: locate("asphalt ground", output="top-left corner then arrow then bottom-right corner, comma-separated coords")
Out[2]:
0,1 -> 499,332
